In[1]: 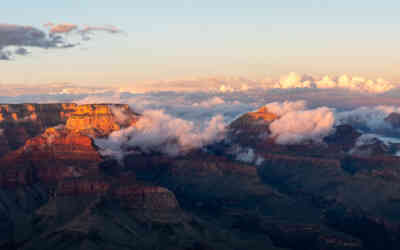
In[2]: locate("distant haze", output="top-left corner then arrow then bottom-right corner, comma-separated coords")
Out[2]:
1,1 -> 400,85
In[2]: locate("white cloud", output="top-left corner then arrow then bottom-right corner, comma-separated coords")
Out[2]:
269,105 -> 335,144
264,100 -> 307,116
269,72 -> 396,94
193,97 -> 225,108
275,72 -> 314,89
230,146 -> 265,166
336,105 -> 400,131
95,110 -> 226,158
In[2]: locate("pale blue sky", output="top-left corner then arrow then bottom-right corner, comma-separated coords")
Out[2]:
1,0 -> 400,86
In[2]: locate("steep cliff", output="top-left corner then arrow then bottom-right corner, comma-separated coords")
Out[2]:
228,106 -> 278,146
0,126 -> 102,186
2,103 -> 400,250
0,103 -> 140,157
0,103 -> 76,156
0,103 -> 140,187
65,104 -> 140,137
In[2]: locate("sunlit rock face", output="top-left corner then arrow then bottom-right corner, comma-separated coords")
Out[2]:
0,103 -> 76,125
0,103 -> 77,156
66,104 -> 140,137
3,102 -> 400,250
228,106 -> 397,158
0,103 -> 140,157
229,106 -> 278,131
228,106 -> 278,146
0,104 -> 141,186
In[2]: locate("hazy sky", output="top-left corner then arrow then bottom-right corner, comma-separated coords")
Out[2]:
1,0 -> 400,86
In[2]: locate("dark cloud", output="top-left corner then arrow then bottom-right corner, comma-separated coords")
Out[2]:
0,50 -> 11,60
14,47 -> 29,55
0,23 -> 122,60
0,23 -> 77,60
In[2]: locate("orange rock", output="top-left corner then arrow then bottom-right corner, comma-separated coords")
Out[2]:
25,104 -> 36,112
0,126 -> 103,185
0,103 -> 139,156
0,103 -> 141,186
66,104 -> 139,137
228,106 -> 278,146
247,106 -> 278,122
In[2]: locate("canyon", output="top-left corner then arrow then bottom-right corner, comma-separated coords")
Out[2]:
0,103 -> 400,250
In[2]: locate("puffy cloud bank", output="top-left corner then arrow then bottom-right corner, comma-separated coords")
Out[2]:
268,103 -> 335,144
0,23 -> 122,60
93,97 -> 400,161
0,75 -> 399,152
264,101 -> 400,145
263,100 -> 307,116
336,106 -> 400,134
274,72 -> 396,94
95,110 -> 226,159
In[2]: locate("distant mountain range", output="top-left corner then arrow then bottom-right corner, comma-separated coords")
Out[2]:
1,103 -> 400,250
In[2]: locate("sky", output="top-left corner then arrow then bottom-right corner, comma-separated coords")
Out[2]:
1,0 -> 400,87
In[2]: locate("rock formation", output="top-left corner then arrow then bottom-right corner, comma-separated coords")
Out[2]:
0,103 -> 140,157
0,103 -> 76,156
385,112 -> 400,129
1,103 -> 400,250
66,104 -> 140,137
228,106 -> 278,146
0,104 -> 140,187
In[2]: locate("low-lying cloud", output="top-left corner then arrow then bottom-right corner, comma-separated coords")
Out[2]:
336,106 -> 400,134
91,97 -> 400,161
95,110 -> 226,159
0,75 -> 400,151
264,101 -> 400,145
264,100 -> 307,116
269,106 -> 335,144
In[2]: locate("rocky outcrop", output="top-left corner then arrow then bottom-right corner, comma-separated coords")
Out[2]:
0,103 -> 76,125
0,165 -> 35,188
261,222 -> 363,250
0,126 -> 102,186
0,103 -> 141,187
113,184 -> 179,210
324,125 -> 362,153
0,103 -> 140,156
385,112 -> 400,129
227,108 -> 364,157
65,104 -> 140,137
4,102 -> 400,250
57,177 -> 111,196
0,103 -> 76,156
228,106 -> 277,146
